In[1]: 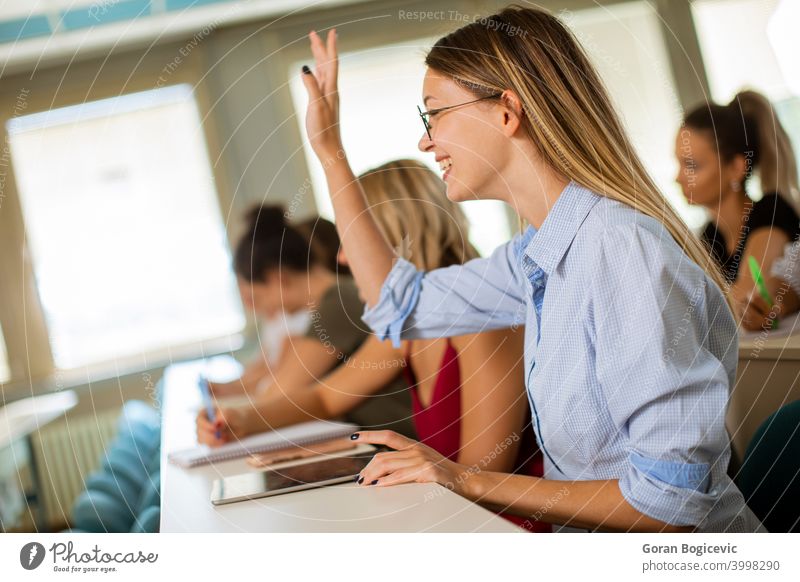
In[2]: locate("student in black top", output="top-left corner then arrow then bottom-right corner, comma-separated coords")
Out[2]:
676,90 -> 800,330
701,193 -> 800,284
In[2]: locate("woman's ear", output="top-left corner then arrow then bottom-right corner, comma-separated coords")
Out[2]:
499,89 -> 524,137
727,153 -> 748,186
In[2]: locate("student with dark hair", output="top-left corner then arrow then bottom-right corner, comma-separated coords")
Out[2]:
295,215 -> 350,276
209,207 -> 337,396
211,204 -> 415,436
676,90 -> 800,330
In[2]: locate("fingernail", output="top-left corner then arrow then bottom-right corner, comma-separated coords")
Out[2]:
370,480 -> 378,486
350,433 -> 360,440
302,65 -> 311,74
353,474 -> 360,482
357,476 -> 364,485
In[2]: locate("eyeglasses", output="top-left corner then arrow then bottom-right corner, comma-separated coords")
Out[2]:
417,93 -> 503,140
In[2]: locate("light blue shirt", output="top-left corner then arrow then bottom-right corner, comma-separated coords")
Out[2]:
362,181 -> 764,532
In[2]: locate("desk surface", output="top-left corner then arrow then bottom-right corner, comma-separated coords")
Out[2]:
731,321 -> 800,463
0,390 -> 77,449
738,313 -> 800,360
159,359 -> 519,533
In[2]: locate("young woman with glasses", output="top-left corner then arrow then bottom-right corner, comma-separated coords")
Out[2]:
299,6 -> 763,532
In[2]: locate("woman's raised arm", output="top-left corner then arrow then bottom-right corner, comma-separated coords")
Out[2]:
300,29 -> 394,307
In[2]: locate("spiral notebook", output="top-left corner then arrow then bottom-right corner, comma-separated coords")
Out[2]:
168,420 -> 358,468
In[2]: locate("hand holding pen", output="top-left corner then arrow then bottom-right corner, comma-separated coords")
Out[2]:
197,375 -> 221,441
742,256 -> 779,331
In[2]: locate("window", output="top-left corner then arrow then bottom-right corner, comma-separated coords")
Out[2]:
562,1 -> 708,231
6,84 -> 244,371
692,0 -> 800,193
289,39 -> 512,257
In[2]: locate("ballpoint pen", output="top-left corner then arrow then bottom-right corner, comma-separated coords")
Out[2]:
197,375 -> 221,440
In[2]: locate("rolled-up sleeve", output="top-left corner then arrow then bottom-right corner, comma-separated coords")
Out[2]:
362,234 -> 530,347
592,223 -> 735,526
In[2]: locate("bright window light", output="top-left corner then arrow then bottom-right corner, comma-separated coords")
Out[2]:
562,1 -> 707,231
692,0 -> 800,195
6,84 -> 245,370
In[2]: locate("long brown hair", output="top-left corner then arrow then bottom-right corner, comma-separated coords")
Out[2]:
425,5 -> 733,304
684,90 -> 799,210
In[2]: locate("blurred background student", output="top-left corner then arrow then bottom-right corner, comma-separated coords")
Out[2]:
676,90 -> 800,330
197,159 -> 546,531
209,211 -> 341,397
214,204 -> 416,436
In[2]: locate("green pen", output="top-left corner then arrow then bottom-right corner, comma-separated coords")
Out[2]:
747,255 -> 777,329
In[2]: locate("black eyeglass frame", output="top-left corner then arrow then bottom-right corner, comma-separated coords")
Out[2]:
417,93 -> 503,140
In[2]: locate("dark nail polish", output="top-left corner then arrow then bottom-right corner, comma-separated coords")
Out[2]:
370,480 -> 378,486
302,65 -> 311,74
357,476 -> 364,485
350,433 -> 360,440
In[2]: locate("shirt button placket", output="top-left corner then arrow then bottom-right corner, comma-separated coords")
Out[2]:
523,261 -> 561,473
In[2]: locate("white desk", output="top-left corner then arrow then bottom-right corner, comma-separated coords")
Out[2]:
732,321 -> 800,466
0,390 -> 77,531
159,359 -> 520,532
0,390 -> 78,449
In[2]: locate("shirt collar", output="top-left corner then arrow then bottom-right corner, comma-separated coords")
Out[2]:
522,181 -> 602,275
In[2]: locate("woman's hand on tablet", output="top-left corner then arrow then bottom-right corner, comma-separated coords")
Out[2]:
301,29 -> 342,161
351,430 -> 473,495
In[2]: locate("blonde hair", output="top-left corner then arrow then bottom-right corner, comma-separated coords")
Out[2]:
425,5 -> 733,306
358,159 -> 479,270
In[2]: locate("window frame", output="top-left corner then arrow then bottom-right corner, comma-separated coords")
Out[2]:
0,43 -> 246,398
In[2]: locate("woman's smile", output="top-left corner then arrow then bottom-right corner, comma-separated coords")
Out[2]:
437,156 -> 452,180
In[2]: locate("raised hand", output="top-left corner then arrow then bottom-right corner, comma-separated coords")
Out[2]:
301,29 -> 342,161
196,405 -> 252,447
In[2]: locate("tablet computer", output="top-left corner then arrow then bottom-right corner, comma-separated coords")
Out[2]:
210,449 -> 379,505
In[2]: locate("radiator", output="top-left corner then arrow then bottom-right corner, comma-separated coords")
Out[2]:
30,408 -> 120,529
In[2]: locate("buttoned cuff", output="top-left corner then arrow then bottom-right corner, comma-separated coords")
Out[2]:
362,258 -> 424,348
